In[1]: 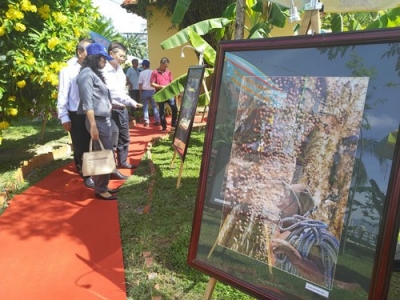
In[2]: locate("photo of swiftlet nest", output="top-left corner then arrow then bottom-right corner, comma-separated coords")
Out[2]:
215,76 -> 369,290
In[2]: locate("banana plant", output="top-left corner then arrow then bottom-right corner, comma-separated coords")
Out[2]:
154,19 -> 230,104
154,1 -> 289,103
171,0 -> 192,24
244,0 -> 288,38
325,7 -> 400,32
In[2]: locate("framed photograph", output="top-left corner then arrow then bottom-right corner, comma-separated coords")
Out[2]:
172,65 -> 206,161
188,28 -> 400,299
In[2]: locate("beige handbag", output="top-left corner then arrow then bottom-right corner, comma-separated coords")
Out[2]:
81,139 -> 116,176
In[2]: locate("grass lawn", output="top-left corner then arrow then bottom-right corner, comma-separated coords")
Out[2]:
0,117 -> 72,211
0,118 -> 399,299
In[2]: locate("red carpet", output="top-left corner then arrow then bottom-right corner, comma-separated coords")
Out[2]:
0,120 -> 170,299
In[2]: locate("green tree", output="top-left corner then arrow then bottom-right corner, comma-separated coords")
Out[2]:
325,8 -> 400,32
0,0 -> 99,142
91,15 -> 124,43
124,32 -> 148,59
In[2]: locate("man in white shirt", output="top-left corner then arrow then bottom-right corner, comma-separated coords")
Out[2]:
138,59 -> 160,126
57,38 -> 95,188
103,42 -> 142,169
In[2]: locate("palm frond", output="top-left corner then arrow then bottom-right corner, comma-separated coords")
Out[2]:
160,18 -> 232,50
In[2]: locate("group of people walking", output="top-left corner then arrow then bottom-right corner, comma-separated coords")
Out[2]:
57,38 -> 178,200
126,56 -> 177,131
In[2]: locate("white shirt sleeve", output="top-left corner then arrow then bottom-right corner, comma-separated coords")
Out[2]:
57,67 -> 71,124
103,62 -> 139,107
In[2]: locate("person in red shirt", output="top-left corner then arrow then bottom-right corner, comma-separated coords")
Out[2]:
150,57 -> 178,131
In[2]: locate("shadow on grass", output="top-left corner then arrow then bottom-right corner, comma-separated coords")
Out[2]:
0,118 -> 69,174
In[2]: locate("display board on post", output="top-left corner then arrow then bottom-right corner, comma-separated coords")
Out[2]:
187,28 -> 400,299
171,65 -> 206,188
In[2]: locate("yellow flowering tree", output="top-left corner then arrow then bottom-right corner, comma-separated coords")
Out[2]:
0,0 -> 99,141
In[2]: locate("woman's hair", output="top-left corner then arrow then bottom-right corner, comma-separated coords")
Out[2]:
81,54 -> 106,83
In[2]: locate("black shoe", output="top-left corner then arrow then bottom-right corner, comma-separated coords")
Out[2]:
95,193 -> 117,200
162,127 -> 167,131
83,177 -> 95,189
153,122 -> 160,126
110,171 -> 129,180
119,163 -> 137,169
171,123 -> 177,127
107,188 -> 120,193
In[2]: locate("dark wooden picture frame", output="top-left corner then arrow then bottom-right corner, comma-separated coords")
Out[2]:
172,65 -> 206,162
188,28 -> 400,299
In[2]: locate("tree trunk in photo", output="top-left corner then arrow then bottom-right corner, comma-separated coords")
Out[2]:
235,0 -> 245,40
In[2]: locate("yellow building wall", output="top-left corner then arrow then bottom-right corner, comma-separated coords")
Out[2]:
145,8 -> 297,77
146,8 -> 198,78
271,21 -> 298,37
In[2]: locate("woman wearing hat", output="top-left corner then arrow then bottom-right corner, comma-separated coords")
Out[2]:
76,43 -> 118,200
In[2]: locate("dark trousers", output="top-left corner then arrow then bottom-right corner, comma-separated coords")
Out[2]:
129,89 -> 140,102
128,90 -> 140,116
69,111 -> 91,176
111,108 -> 130,165
111,119 -> 119,151
159,97 -> 178,129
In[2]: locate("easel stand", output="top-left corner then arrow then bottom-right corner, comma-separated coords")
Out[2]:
203,277 -> 217,300
299,10 -> 321,35
170,150 -> 185,189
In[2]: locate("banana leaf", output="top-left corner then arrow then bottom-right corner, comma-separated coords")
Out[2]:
222,3 -> 237,19
154,68 -> 213,103
187,29 -> 216,67
198,93 -> 209,107
171,0 -> 192,24
330,14 -> 343,33
367,7 -> 400,29
247,23 -> 268,39
267,3 -> 288,28
160,18 -> 232,50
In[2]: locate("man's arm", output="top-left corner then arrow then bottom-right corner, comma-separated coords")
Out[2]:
86,110 -> 99,140
105,64 -> 142,108
57,67 -> 72,131
150,71 -> 164,90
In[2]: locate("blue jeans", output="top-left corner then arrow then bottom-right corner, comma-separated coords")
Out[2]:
141,90 -> 160,123
159,97 -> 178,128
